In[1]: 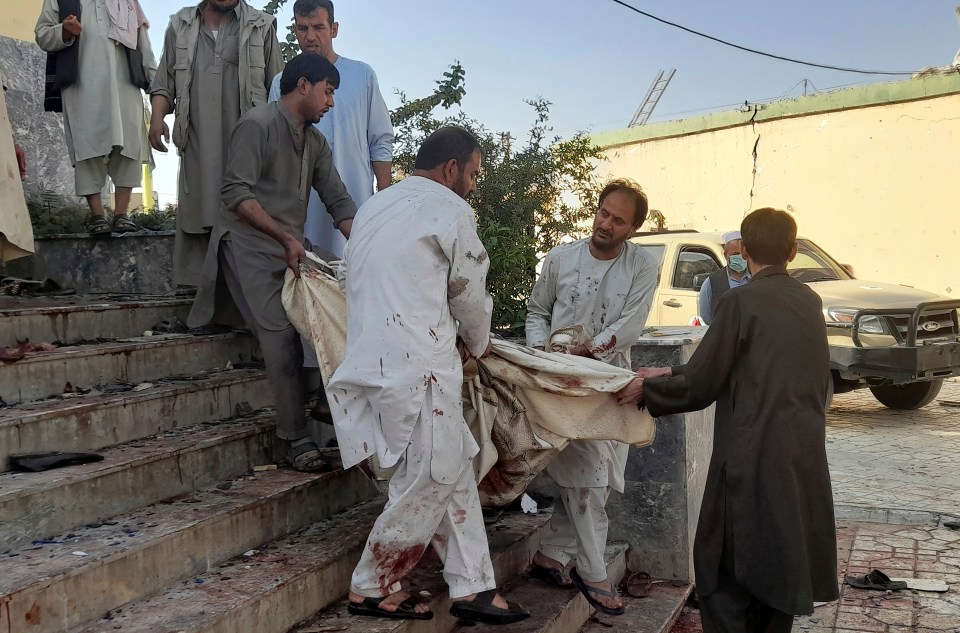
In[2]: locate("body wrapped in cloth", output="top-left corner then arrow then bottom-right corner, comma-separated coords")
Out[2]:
282,261 -> 655,506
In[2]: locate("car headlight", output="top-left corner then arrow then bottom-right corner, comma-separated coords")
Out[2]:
826,308 -> 887,334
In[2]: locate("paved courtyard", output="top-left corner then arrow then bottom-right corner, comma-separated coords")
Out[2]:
827,379 -> 960,522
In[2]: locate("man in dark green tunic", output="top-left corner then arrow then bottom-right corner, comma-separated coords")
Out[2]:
617,208 -> 839,633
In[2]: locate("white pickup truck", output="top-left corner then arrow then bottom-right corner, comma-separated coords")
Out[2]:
631,231 -> 960,410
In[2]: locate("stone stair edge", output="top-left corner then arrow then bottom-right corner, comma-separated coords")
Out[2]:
0,295 -> 193,317
0,367 -> 267,426
2,331 -> 253,364
68,506 -> 551,633
1,466 -> 379,633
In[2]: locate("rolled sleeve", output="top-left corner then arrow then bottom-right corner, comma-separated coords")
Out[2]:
220,118 -> 267,213
366,71 -> 394,162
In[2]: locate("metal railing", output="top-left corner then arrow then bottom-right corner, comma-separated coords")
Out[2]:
851,300 -> 960,347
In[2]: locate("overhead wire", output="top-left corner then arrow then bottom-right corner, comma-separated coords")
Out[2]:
607,0 -> 915,76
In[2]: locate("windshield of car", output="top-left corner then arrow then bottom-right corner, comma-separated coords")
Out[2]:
788,239 -> 851,282
634,244 -> 666,283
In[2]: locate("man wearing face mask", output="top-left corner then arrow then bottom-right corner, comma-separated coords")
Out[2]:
698,230 -> 751,325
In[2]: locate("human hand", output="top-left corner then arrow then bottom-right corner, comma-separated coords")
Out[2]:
283,236 -> 306,278
62,15 -> 82,39
615,376 -> 644,406
635,367 -> 672,379
148,119 -> 169,152
14,144 -> 26,180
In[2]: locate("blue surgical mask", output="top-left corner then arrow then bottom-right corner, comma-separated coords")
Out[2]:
728,254 -> 748,273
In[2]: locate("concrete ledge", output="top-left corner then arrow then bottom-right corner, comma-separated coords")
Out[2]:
0,295 -> 193,347
0,332 -> 257,404
0,468 -> 379,633
3,232 -> 176,295
0,414 -> 277,550
0,368 -> 271,469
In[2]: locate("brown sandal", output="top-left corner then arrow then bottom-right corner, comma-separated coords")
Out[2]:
112,215 -> 138,233
85,215 -> 111,236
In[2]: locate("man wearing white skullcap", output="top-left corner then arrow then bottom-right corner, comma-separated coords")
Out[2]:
698,230 -> 751,324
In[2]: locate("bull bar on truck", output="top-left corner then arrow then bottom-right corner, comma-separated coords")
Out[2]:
829,300 -> 960,384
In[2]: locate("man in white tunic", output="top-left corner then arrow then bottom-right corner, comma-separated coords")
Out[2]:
268,0 -> 393,260
525,179 -> 657,615
36,0 -> 156,235
329,127 -> 528,625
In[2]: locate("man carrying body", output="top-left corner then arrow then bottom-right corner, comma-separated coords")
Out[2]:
525,179 -> 657,616
150,0 -> 283,286
698,230 -> 750,324
269,0 -> 393,260
618,208 -> 839,633
187,52 -> 356,472
36,0 -> 156,235
328,127 -> 528,625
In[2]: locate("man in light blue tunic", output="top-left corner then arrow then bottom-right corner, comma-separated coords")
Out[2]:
269,0 -> 393,260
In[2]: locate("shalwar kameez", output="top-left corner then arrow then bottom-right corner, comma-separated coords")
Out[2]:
187,101 -> 355,447
525,238 -> 656,582
328,175 -> 496,599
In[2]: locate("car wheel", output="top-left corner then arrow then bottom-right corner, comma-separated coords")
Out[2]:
869,379 -> 943,410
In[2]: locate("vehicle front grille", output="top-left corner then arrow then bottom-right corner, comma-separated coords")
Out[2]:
889,310 -> 959,343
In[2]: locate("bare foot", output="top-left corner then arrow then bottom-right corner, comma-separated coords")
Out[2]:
452,591 -> 510,611
533,551 -> 564,571
349,590 -> 431,615
581,577 -> 623,611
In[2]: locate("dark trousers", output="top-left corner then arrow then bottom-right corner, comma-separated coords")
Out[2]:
698,571 -> 794,633
219,240 -> 313,442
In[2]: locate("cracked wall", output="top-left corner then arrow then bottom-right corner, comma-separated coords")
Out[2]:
598,91 -> 960,297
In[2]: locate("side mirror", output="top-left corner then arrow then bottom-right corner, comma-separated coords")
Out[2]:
840,264 -> 855,278
693,273 -> 710,292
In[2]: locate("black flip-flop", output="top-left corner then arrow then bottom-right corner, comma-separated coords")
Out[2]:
844,569 -> 907,591
570,567 -> 626,616
347,595 -> 433,620
531,564 -> 573,588
450,589 -> 530,625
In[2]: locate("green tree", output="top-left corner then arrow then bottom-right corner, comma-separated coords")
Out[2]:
263,0 -> 299,62
392,63 -> 603,334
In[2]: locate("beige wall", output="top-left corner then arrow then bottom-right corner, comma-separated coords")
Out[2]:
598,80 -> 960,297
1,0 -> 42,42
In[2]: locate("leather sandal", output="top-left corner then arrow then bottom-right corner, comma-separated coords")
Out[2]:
111,215 -> 138,233
348,594 -> 433,620
450,589 -> 530,625
531,563 -> 573,588
85,215 -> 111,236
287,439 -> 335,473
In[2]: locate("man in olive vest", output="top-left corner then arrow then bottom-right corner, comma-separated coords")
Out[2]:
698,230 -> 751,324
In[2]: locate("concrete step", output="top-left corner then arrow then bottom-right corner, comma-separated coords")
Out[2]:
0,294 -> 193,347
0,367 -> 271,471
0,413 -> 278,550
579,580 -> 692,633
69,506 -> 550,633
290,509 -> 553,633
0,467 -> 378,633
463,544 -> 628,633
0,332 -> 257,405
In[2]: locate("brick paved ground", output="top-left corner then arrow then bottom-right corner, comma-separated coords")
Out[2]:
668,379 -> 960,633
827,379 -> 960,520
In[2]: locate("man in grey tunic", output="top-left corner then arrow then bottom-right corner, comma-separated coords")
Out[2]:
188,52 -> 356,471
150,0 -> 283,286
36,0 -> 156,235
525,179 -> 657,615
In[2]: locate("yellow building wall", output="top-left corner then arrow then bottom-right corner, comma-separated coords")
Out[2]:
0,0 -> 42,42
597,78 -> 960,297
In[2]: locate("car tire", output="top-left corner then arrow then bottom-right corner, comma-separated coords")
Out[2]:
869,379 -> 943,410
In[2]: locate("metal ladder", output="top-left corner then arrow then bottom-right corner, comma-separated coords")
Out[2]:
628,68 -> 676,127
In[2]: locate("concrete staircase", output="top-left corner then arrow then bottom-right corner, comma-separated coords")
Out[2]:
0,294 -> 687,633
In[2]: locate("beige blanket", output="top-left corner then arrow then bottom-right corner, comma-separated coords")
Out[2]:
283,262 -> 655,506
